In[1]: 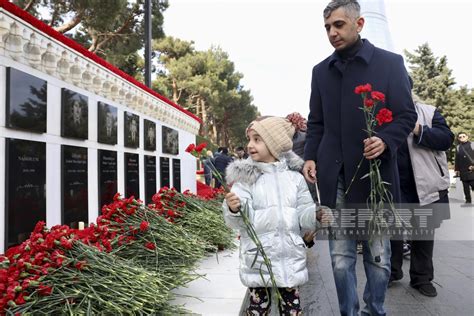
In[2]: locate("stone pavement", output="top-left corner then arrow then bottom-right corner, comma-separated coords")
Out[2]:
173,179 -> 474,315
172,245 -> 246,315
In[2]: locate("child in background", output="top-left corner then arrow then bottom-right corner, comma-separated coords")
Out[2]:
223,116 -> 331,315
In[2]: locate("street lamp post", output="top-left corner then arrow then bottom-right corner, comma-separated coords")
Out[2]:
144,0 -> 152,88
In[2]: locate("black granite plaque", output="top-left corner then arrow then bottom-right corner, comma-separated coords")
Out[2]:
160,157 -> 170,188
162,126 -> 179,155
6,67 -> 47,133
145,155 -> 156,204
61,145 -> 88,228
98,150 -> 117,209
124,112 -> 139,148
5,139 -> 46,248
172,158 -> 181,192
144,119 -> 156,151
97,102 -> 117,144
61,88 -> 88,139
125,153 -> 140,199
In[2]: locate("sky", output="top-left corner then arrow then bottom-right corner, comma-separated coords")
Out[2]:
162,0 -> 473,118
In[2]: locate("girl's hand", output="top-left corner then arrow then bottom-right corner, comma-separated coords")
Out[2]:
317,206 -> 334,226
225,192 -> 241,213
303,231 -> 316,243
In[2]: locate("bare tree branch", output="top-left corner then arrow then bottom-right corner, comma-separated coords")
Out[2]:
88,6 -> 140,54
23,0 -> 36,12
54,9 -> 84,34
89,31 -> 98,52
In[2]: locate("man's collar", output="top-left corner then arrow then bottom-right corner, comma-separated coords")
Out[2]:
328,39 -> 374,68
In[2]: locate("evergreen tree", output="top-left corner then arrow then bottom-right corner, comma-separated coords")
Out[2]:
153,37 -> 258,147
14,0 -> 168,78
405,43 -> 474,162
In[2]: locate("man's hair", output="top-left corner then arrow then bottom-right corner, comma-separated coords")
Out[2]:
236,146 -> 245,151
323,0 -> 361,20
458,132 -> 468,137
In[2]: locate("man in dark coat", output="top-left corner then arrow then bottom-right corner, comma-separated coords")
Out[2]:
455,132 -> 474,204
213,147 -> 233,188
302,1 -> 417,315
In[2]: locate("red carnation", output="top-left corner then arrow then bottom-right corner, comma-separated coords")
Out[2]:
139,221 -> 150,232
38,284 -> 53,296
75,261 -> 86,270
33,221 -> 46,234
60,238 -> 73,250
354,83 -> 372,94
195,142 -> 207,153
145,242 -> 156,250
371,91 -> 385,103
376,108 -> 393,126
185,144 -> 196,153
364,98 -> 374,107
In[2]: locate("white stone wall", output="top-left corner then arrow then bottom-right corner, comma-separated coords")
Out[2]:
0,8 -> 199,253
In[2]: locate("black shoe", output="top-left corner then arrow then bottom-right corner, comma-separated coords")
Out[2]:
411,283 -> 437,297
388,275 -> 402,287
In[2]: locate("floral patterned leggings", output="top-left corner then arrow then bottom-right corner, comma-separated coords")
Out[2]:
246,287 -> 302,315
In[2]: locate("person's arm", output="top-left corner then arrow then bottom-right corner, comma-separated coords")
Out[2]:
376,56 -> 417,159
304,67 -> 324,162
413,110 -> 454,151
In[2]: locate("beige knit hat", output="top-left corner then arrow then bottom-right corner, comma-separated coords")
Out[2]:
247,116 -> 295,159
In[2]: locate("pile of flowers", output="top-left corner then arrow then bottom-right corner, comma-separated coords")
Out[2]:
196,181 -> 226,200
0,221 -> 177,314
1,189 -> 235,314
151,187 -> 235,252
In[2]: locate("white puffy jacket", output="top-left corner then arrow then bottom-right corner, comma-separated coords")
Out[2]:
223,151 -> 317,288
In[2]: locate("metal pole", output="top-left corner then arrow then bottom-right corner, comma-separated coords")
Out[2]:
144,0 -> 152,87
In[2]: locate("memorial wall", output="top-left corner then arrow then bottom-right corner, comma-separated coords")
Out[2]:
0,2 -> 201,253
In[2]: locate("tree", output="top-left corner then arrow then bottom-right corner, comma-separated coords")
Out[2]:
405,43 -> 474,162
153,37 -> 258,147
14,0 -> 168,78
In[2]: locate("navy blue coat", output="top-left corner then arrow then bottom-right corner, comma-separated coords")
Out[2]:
304,40 -> 417,208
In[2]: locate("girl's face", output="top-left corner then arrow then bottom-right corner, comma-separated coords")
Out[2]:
247,129 -> 276,163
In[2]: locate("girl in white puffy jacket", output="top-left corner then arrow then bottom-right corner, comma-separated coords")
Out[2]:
223,116 -> 330,315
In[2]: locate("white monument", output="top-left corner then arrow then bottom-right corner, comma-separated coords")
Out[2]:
359,0 -> 395,52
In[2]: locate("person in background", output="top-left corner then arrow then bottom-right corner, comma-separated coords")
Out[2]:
286,112 -> 308,158
235,146 -> 249,159
390,82 -> 454,297
213,147 -> 233,188
455,132 -> 474,204
202,150 -> 214,186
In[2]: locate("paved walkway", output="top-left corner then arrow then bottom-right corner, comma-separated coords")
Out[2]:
173,180 -> 474,315
172,245 -> 246,315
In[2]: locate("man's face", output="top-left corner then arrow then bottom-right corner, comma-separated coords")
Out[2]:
458,133 -> 469,143
324,7 -> 364,51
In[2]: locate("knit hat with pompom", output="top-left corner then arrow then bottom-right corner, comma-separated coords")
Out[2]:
247,116 -> 296,159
